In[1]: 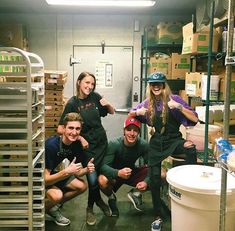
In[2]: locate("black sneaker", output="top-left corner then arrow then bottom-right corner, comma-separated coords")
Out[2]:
108,194 -> 119,217
96,199 -> 111,216
127,188 -> 144,211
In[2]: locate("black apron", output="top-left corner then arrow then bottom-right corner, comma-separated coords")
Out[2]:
148,108 -> 185,167
73,96 -> 108,169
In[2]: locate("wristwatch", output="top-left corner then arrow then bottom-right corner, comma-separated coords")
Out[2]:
177,104 -> 183,111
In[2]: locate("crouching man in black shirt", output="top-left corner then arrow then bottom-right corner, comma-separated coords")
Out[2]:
45,112 -> 94,226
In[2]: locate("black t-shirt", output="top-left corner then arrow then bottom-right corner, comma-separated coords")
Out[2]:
59,92 -> 108,135
58,92 -> 109,167
45,135 -> 84,173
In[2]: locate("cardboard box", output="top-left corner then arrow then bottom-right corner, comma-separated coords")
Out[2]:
146,25 -> 157,46
195,57 -> 225,74
0,24 -> 29,51
171,53 -> 191,79
44,70 -> 68,79
45,90 -> 64,102
182,23 -> 219,54
45,90 -> 64,97
185,72 -> 203,97
45,85 -> 64,91
45,128 -> 58,139
156,22 -> 183,44
44,70 -> 68,86
186,72 -> 220,100
45,121 -> 59,128
46,100 -> 64,106
45,105 -> 63,117
45,105 -> 63,112
45,78 -> 67,86
148,55 -> 172,78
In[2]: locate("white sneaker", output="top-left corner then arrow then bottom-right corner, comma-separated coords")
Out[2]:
127,188 -> 143,211
47,204 -> 71,226
151,217 -> 162,231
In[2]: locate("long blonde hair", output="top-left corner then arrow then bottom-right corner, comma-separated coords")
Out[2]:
146,82 -> 172,133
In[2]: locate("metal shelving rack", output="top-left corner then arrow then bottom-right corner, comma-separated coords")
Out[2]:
219,0 -> 235,230
0,47 -> 45,231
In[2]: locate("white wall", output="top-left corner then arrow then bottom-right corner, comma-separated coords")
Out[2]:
0,13 -> 190,98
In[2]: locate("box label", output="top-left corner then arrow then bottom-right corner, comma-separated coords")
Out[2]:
186,83 -> 197,95
198,34 -> 207,41
177,64 -> 190,69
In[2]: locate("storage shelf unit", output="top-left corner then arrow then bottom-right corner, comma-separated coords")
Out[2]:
0,47 -> 45,231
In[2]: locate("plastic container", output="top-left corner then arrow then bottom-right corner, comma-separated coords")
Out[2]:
186,123 -> 222,151
222,28 -> 227,52
201,74 -> 220,101
166,165 -> 235,231
227,151 -> 235,172
222,28 -> 235,52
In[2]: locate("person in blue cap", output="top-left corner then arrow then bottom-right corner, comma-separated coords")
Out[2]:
129,72 -> 198,229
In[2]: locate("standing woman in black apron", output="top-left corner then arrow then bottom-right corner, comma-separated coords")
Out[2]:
58,71 -> 115,225
129,72 -> 198,229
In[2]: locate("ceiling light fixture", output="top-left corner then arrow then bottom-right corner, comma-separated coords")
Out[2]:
45,0 -> 156,7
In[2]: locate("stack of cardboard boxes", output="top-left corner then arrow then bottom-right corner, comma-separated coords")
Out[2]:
146,21 -> 192,80
44,70 -> 68,139
156,22 -> 184,44
182,23 -> 223,103
148,52 -> 191,80
147,21 -> 183,46
182,22 -> 220,55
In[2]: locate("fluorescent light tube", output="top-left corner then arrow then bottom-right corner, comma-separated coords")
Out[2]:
45,0 -> 156,7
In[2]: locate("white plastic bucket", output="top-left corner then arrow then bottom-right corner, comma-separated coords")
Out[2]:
166,165 -> 235,231
186,123 -> 222,151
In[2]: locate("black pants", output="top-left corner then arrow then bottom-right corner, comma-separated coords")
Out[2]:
149,145 -> 197,217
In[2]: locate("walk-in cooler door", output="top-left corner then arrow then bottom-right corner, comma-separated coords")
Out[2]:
73,45 -> 133,140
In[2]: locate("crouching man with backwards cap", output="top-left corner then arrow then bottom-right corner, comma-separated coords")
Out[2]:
98,116 -> 149,217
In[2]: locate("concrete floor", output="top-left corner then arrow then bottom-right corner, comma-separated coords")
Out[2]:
45,184 -> 171,231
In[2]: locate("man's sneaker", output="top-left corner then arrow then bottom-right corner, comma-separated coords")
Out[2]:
86,207 -> 96,226
151,217 -> 163,231
47,205 -> 70,226
96,199 -> 111,216
108,194 -> 119,217
127,188 -> 143,211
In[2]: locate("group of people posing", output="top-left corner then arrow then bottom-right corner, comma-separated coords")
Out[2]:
45,71 -> 199,228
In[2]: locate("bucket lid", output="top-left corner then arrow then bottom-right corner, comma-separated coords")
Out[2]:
166,165 -> 235,194
186,124 -> 222,133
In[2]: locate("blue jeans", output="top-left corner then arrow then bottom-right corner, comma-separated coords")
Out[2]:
86,171 -> 102,207
87,171 -> 98,189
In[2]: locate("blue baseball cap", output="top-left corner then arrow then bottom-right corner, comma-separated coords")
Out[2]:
147,72 -> 167,83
